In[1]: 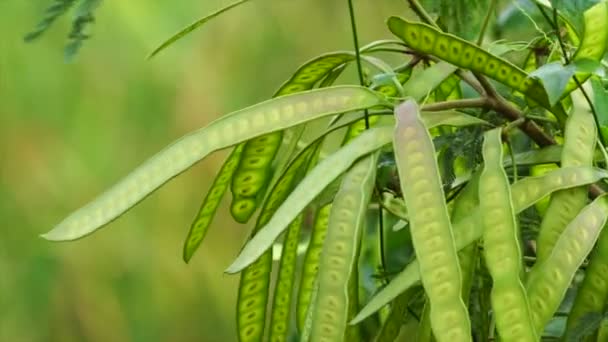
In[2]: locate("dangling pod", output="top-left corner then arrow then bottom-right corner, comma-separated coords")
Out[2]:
393,100 -> 471,341
479,128 -> 537,341
308,153 -> 378,341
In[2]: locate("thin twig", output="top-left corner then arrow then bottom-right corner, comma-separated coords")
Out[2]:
347,0 -> 369,129
406,0 -> 438,28
477,0 -> 498,46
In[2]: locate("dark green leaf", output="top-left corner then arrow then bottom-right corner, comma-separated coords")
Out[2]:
550,0 -> 600,36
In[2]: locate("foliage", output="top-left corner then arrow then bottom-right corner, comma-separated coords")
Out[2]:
38,0 -> 608,341
25,0 -> 102,60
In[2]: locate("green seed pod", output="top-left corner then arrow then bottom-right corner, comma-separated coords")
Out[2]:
526,196 -> 608,333
268,215 -> 304,342
308,154 -> 378,342
393,100 -> 471,342
183,145 -> 243,262
536,101 -> 597,264
479,128 -> 537,341
451,171 -> 481,305
43,86 -> 383,242
237,143 -> 318,342
353,166 -> 608,325
230,53 -> 357,223
297,204 -> 331,331
565,223 -> 608,335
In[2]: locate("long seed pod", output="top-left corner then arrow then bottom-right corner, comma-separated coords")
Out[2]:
236,143 -> 319,342
268,215 -> 304,341
308,153 -> 378,342
526,196 -> 608,333
565,223 -> 608,335
535,100 -> 597,264
386,17 -> 568,122
394,100 -> 471,341
479,128 -> 537,341
227,109 -> 492,274
353,166 -> 608,324
297,204 -> 331,331
183,145 -> 243,262
230,53 -> 357,222
43,86 -> 383,241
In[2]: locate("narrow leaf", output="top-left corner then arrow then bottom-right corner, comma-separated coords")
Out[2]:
148,0 -> 251,59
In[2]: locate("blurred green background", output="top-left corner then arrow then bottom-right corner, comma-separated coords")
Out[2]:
0,1 -> 406,341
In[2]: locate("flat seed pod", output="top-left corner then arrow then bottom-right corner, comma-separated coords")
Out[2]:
526,196 -> 608,333
230,53 -> 357,223
237,142 -> 319,342
387,18 -> 549,104
451,170 -> 481,305
479,128 -> 537,341
268,215 -> 304,342
297,204 -> 331,331
393,100 -> 471,342
308,154 -> 377,342
386,17 -> 569,121
536,100 -> 597,264
43,86 -> 383,241
352,166 -> 608,324
565,222 -> 608,335
227,113 -> 511,273
183,145 -> 243,262
225,127 -> 394,274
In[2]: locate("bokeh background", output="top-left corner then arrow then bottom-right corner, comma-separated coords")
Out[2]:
1,1 -> 406,340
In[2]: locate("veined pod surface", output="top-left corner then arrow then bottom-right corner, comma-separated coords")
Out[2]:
225,126 -> 394,274
297,204 -> 331,331
451,170 -> 481,305
566,221 -> 608,335
230,53 -> 357,222
352,166 -> 608,324
535,101 -> 597,264
393,100 -> 471,342
308,153 -> 377,342
479,129 -> 537,341
526,196 -> 608,333
183,145 -> 243,262
43,86 -> 383,241
236,141 -> 318,342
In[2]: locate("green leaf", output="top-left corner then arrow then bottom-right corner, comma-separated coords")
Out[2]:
565,312 -> 605,342
42,86 -> 385,241
24,0 -> 78,42
592,78 -> 608,141
148,0 -> 251,59
550,0 -> 600,36
529,61 -> 577,106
